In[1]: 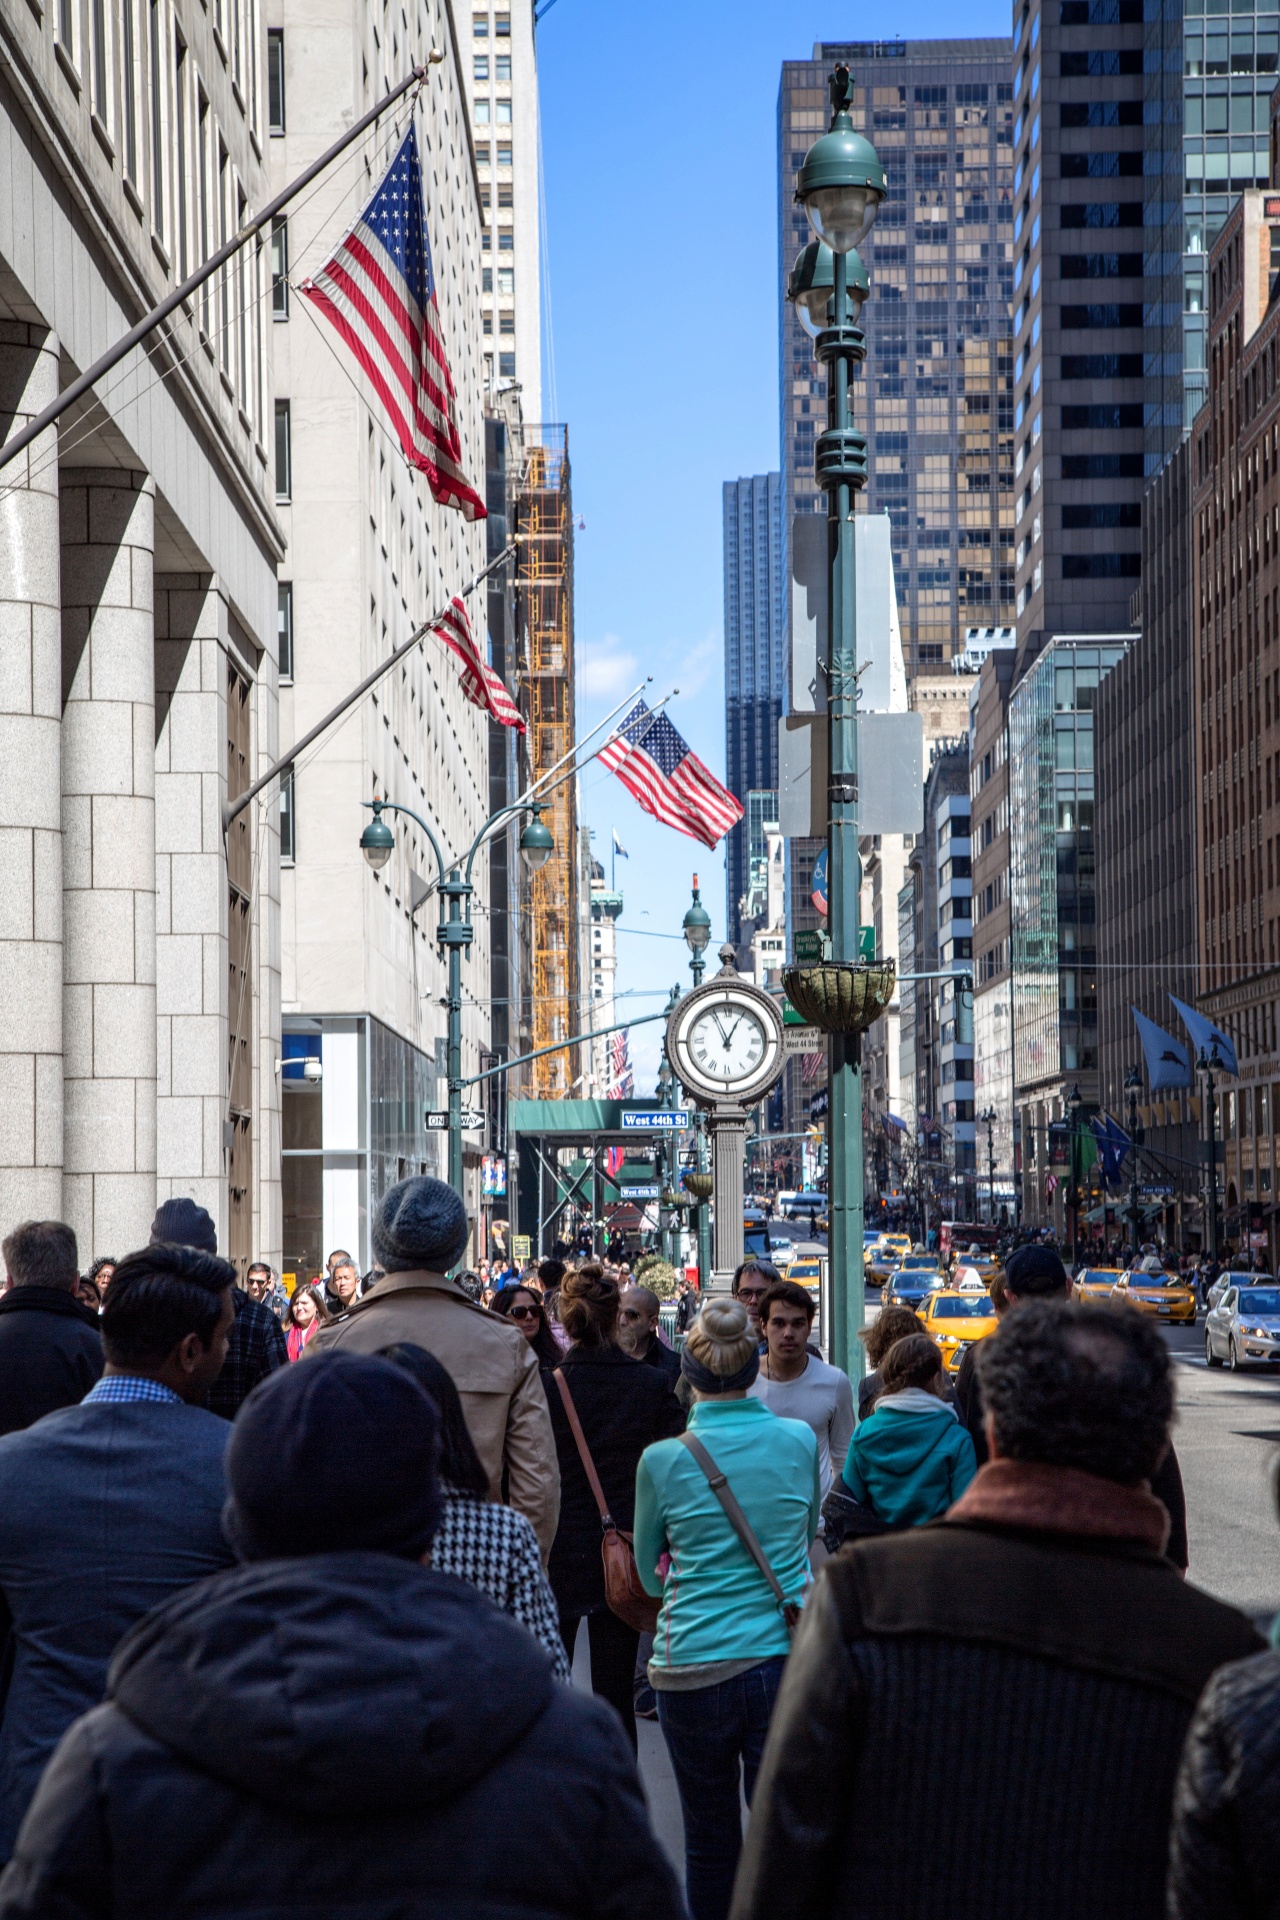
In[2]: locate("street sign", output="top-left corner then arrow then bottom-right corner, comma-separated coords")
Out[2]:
425,1109 -> 485,1131
794,930 -> 824,963
512,1235 -> 531,1262
621,1110 -> 690,1130
783,1027 -> 823,1058
858,925 -> 875,960
620,1184 -> 661,1199
1140,1183 -> 1175,1197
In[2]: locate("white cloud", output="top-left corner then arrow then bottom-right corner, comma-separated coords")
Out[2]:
578,634 -> 638,701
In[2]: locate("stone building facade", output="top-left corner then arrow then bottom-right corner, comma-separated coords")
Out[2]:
0,0 -> 283,1266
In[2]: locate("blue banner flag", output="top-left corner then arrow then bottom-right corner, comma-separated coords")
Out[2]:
1131,1007 -> 1192,1092
1169,996 -> 1238,1078
1092,1113 -> 1132,1187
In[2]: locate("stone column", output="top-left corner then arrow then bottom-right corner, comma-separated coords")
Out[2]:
709,1101 -> 748,1293
60,470 -> 157,1258
0,324 -> 64,1225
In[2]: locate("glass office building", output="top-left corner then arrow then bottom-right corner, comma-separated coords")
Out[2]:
723,474 -> 786,947
778,40 -> 1016,675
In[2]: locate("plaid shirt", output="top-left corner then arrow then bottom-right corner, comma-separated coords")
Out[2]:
82,1376 -> 181,1407
206,1287 -> 288,1420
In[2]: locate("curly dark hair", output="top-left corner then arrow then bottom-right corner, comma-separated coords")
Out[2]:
558,1266 -> 619,1349
860,1304 -> 923,1368
974,1298 -> 1173,1485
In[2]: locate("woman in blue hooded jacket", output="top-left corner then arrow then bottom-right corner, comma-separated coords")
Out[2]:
841,1332 -> 976,1526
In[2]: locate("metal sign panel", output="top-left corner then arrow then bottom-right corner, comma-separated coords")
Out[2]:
783,1027 -> 824,1057
777,711 -> 925,838
621,1110 -> 690,1130
620,1184 -> 661,1199
790,514 -> 895,716
425,1109 -> 485,1131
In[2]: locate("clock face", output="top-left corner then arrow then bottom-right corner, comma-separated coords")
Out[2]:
667,980 -> 785,1106
687,1004 -> 767,1086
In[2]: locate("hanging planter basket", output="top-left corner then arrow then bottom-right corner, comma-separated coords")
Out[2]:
682,1171 -> 713,1202
781,961 -> 896,1036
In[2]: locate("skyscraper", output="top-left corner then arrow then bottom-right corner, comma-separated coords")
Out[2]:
778,40 -> 1015,677
459,1 -> 541,411
723,473 -> 785,948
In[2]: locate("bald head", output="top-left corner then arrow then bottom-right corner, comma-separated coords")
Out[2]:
619,1284 -> 661,1355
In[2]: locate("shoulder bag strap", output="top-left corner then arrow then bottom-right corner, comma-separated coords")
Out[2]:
680,1431 -> 790,1613
553,1368 -> 615,1528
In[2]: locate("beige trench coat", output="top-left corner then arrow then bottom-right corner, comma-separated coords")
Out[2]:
307,1269 -> 560,1559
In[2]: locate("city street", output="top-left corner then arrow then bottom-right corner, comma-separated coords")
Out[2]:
577,1318 -> 1280,1874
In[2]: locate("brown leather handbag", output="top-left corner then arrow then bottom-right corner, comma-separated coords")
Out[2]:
553,1369 -> 660,1634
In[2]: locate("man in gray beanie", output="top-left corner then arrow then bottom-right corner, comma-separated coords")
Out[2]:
307,1176 -> 559,1557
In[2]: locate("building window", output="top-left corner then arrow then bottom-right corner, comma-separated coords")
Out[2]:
276,579 -> 293,679
197,90 -> 210,328
482,266 -> 492,291
499,312 -> 514,334
497,182 -> 513,207
495,52 -> 510,79
122,0 -> 139,181
495,12 -> 510,31
475,99 -> 490,122
473,11 -> 489,33
149,0 -> 165,237
275,400 -> 291,499
498,231 -> 514,251
272,219 -> 289,318
56,0 -> 74,56
496,143 -> 512,164
268,29 -> 285,132
175,38 -> 189,277
280,766 -> 295,863
497,266 -> 513,294
496,98 -> 512,122
91,0 -> 109,119
474,53 -> 488,78
499,351 -> 515,377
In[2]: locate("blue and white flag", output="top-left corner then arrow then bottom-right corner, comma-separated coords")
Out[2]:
1169,996 -> 1238,1077
612,831 -> 629,858
1131,1007 -> 1192,1092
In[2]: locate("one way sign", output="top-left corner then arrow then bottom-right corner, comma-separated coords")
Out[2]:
425,1109 -> 485,1132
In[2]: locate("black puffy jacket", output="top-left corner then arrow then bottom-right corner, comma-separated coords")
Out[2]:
1168,1648 -> 1280,1920
0,1553 -> 684,1920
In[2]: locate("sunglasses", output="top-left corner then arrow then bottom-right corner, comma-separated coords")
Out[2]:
508,1304 -> 539,1322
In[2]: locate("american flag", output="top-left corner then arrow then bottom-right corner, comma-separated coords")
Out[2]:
431,596 -> 525,731
607,1028 -> 633,1100
599,700 -> 743,850
301,126 -> 486,521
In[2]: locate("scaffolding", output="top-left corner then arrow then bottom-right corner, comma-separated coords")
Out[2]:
516,426 -> 581,1098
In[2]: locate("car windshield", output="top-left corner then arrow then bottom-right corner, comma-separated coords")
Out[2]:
901,1256 -> 939,1269
931,1295 -> 994,1318
1238,1289 -> 1280,1314
1131,1274 -> 1179,1289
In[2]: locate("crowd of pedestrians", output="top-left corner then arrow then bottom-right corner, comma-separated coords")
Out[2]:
0,1182 -> 1274,1918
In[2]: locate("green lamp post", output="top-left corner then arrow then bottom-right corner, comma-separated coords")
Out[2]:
682,877 -> 714,1288
787,63 -> 886,1374
360,795 -> 555,1203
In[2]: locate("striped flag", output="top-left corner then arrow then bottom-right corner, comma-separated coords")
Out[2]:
432,597 -> 525,731
607,1029 -> 632,1100
300,125 -> 486,521
599,700 -> 743,850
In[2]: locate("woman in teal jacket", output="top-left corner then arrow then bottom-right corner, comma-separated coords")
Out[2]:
841,1330 -> 977,1527
634,1298 -> 820,1920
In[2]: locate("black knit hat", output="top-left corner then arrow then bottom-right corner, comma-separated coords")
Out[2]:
372,1175 -> 468,1275
223,1353 -> 443,1563
150,1197 -> 218,1255
1003,1243 -> 1070,1298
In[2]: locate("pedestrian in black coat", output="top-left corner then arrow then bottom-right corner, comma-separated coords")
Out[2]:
547,1267 -> 684,1748
148,1199 -> 287,1419
0,1353 -> 684,1920
0,1223 -> 102,1438
1168,1648 -> 1280,1920
732,1302 -> 1262,1920
953,1243 -> 1189,1567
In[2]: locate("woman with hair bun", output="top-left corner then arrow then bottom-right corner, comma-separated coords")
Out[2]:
546,1262 -> 685,1751
632,1297 -> 821,1920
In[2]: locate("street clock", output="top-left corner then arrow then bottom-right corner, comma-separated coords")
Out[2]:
666,960 -> 786,1110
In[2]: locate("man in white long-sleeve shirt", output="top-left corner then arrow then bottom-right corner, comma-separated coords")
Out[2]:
749,1279 -> 855,1499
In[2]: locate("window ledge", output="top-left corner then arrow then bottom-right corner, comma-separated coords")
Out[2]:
122,174 -> 145,221
54,39 -> 81,92
90,111 -> 115,160
151,231 -> 171,273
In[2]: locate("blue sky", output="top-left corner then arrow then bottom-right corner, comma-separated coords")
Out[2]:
536,0 -> 1010,1086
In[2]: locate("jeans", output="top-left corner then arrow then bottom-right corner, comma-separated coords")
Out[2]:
656,1657 -> 787,1920
558,1605 -> 639,1751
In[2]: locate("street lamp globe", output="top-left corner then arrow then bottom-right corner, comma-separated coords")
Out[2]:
519,806 -> 555,874
1124,1066 -> 1143,1096
795,66 -> 886,254
1066,1085 -> 1084,1116
359,804 -> 395,873
683,878 -> 712,955
788,240 -> 869,336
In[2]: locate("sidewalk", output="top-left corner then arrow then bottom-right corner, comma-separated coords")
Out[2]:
567,1624 -> 684,1871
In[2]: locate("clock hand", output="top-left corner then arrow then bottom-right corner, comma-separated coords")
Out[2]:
721,1017 -> 742,1049
711,1010 -> 732,1042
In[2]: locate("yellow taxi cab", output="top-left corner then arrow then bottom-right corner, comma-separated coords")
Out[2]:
1073,1266 -> 1126,1305
915,1288 -> 999,1373
783,1256 -> 823,1297
881,1234 -> 912,1260
1111,1268 -> 1198,1324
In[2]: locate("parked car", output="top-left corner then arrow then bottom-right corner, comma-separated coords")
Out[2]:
1204,1282 -> 1280,1369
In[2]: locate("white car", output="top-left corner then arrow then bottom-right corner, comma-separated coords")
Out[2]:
1204,1283 -> 1280,1370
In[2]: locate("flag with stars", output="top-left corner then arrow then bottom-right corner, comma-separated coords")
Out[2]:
432,595 -> 524,731
598,699 -> 744,849
301,125 -> 486,520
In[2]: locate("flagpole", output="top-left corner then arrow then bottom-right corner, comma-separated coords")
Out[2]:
0,64 -> 437,476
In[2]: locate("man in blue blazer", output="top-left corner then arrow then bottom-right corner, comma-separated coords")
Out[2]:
0,1240 -> 237,1861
